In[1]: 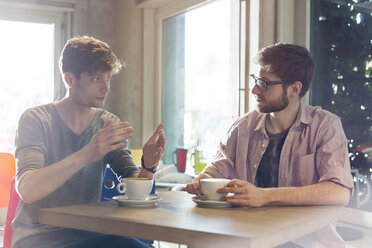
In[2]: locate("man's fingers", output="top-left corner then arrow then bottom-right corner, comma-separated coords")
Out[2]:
156,123 -> 164,132
151,147 -> 164,161
195,178 -> 201,189
186,183 -> 194,194
218,186 -> 247,194
101,122 -> 132,136
193,183 -> 201,195
102,127 -> 134,145
158,130 -> 166,143
194,177 -> 203,195
226,179 -> 248,187
149,123 -> 164,141
108,142 -> 126,153
186,183 -> 200,195
104,120 -> 113,128
99,122 -> 134,142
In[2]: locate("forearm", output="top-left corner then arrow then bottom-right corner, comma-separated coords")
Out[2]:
18,150 -> 87,204
263,181 -> 350,206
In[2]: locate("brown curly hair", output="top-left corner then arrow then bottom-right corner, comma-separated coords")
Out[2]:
59,36 -> 122,79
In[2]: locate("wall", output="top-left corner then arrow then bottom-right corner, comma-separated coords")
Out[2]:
73,0 -> 114,45
0,0 -> 310,150
73,0 -> 144,148
247,0 -> 310,108
111,0 -> 143,149
73,0 -> 310,148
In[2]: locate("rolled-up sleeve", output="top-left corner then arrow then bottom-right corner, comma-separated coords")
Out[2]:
15,110 -> 46,183
105,149 -> 139,179
101,115 -> 139,179
203,119 -> 240,178
316,117 -> 354,193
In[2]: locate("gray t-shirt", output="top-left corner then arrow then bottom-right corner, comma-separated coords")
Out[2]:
12,103 -> 139,247
255,127 -> 289,188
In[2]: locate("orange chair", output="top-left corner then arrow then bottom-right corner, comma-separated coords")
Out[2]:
1,153 -> 16,248
0,153 -> 16,208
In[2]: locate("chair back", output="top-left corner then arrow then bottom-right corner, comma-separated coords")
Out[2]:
3,177 -> 19,248
100,167 -> 124,202
0,153 -> 16,208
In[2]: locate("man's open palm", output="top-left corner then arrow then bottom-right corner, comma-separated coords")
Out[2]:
143,124 -> 166,168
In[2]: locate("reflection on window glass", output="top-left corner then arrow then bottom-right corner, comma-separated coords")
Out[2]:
311,0 -> 372,211
162,0 -> 239,169
0,20 -> 54,152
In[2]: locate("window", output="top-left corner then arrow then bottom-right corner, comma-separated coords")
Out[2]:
311,0 -> 372,211
0,2 -> 72,153
160,0 -> 245,168
0,20 -> 54,152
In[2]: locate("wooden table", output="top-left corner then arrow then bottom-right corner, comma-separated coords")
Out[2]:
39,191 -> 343,248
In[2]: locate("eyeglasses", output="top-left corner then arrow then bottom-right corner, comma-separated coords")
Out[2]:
250,74 -> 285,91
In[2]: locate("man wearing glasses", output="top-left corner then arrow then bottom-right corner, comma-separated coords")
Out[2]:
186,43 -> 353,247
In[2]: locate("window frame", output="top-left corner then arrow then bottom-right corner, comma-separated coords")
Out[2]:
138,0 -> 246,144
138,0 -> 310,144
139,0 -> 213,144
0,0 -> 73,101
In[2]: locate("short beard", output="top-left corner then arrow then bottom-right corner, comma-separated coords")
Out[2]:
257,86 -> 289,113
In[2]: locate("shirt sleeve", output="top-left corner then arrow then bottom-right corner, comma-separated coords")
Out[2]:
15,109 -> 46,183
105,149 -> 139,179
316,117 -> 354,193
102,114 -> 139,179
203,117 -> 241,178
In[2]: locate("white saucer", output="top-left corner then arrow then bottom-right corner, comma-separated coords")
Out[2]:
112,195 -> 161,207
192,196 -> 233,208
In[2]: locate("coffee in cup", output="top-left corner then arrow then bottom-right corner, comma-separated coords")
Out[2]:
200,178 -> 230,201
116,177 -> 153,200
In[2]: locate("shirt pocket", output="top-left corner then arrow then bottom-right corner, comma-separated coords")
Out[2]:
293,153 -> 318,186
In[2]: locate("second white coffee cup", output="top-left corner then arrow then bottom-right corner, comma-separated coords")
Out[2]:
200,178 -> 231,201
116,177 -> 153,200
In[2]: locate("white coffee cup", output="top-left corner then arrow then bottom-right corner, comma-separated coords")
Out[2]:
116,177 -> 153,200
200,178 -> 231,201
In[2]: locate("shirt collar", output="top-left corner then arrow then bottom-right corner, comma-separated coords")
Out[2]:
295,101 -> 312,126
253,101 -> 312,133
254,113 -> 266,133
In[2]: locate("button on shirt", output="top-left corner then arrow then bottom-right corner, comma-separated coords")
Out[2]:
202,102 -> 353,247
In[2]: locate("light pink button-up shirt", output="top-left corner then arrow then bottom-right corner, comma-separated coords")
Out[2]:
204,102 -> 353,190
203,102 -> 353,247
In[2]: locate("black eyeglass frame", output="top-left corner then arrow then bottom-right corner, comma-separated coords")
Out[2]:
250,74 -> 286,91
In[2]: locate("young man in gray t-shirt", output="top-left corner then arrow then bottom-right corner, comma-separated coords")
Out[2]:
12,36 -> 166,248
